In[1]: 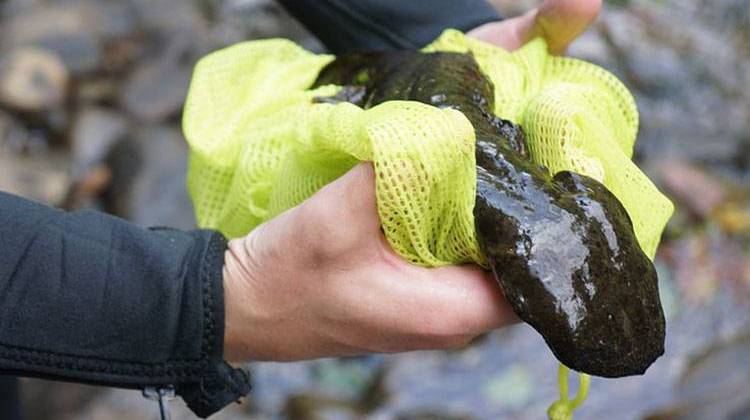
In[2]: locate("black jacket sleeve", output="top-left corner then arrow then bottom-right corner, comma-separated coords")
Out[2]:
0,192 -> 250,418
278,0 -> 502,53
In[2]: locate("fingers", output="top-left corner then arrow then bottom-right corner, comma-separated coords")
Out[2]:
391,262 -> 517,346
535,0 -> 602,54
467,10 -> 537,51
467,0 -> 602,54
426,264 -> 518,333
300,164 -> 518,349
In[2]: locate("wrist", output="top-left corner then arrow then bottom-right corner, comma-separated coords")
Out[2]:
222,236 -> 256,362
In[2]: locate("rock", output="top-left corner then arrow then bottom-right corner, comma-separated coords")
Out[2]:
711,238 -> 750,298
0,2 -> 104,75
567,29 -> 614,68
63,166 -> 112,211
590,3 -> 750,171
284,394 -> 360,420
104,125 -> 196,229
654,160 -> 729,219
19,379 -> 103,420
33,33 -> 100,76
480,365 -> 534,410
375,328 -> 563,419
0,111 -> 31,153
0,47 -> 69,112
70,107 -> 128,180
93,1 -> 139,41
69,387 -> 255,420
396,413 -> 475,420
119,41 -> 193,122
101,37 -> 144,75
129,0 -> 207,34
713,202 -> 750,236
0,110 -> 12,143
210,0 -> 324,52
64,107 -> 128,209
75,77 -> 120,103
668,236 -> 719,303
0,147 -> 70,205
643,335 -> 750,420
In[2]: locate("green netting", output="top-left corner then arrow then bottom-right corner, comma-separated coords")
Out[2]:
184,30 -> 672,265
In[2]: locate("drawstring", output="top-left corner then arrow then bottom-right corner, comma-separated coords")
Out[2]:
547,364 -> 590,420
143,385 -> 175,420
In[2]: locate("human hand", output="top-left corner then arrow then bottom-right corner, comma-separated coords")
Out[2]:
222,163 -> 516,362
468,0 -> 602,54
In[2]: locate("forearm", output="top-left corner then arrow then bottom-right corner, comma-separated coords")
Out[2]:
0,192 -> 249,418
277,0 -> 502,53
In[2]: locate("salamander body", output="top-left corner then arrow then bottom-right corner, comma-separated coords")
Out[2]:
313,51 -> 665,377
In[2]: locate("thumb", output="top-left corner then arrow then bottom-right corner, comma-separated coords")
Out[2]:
535,0 -> 602,54
468,0 -> 602,54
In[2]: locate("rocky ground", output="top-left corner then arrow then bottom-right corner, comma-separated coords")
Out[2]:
1,0 -> 749,419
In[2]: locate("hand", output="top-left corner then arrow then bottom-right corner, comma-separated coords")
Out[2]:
222,163 -> 516,362
468,0 -> 602,54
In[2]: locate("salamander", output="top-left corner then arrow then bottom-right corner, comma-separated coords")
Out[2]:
312,51 -> 665,378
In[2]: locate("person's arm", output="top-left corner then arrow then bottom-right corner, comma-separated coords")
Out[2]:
277,0 -> 502,53
278,0 -> 602,56
0,167 -> 514,418
0,192 -> 249,418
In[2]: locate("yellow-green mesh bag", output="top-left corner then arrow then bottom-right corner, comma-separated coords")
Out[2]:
183,29 -> 674,419
184,30 -> 672,264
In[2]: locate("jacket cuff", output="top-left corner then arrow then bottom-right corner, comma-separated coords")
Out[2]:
178,231 -> 251,418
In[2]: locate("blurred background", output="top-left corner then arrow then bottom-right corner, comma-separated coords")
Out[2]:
0,0 -> 748,419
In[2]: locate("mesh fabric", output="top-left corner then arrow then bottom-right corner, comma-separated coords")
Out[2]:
183,30 -> 673,265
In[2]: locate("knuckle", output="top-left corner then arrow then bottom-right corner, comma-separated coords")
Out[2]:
297,207 -> 368,264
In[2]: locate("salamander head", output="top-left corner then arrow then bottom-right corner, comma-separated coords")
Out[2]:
477,171 -> 665,377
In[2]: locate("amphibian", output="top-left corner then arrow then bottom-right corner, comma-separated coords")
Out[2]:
312,51 -> 665,378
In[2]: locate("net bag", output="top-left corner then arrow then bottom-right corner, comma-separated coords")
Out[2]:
184,30 -> 672,265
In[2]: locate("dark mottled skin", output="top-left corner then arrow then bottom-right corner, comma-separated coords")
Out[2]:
312,52 -> 665,378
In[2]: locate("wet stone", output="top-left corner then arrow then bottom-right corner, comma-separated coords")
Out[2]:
0,110 -> 12,144
0,112 -> 32,153
71,107 -> 128,180
93,1 -> 139,41
119,49 -> 193,122
643,335 -> 750,420
75,77 -> 120,104
106,125 -> 196,230
68,387 -> 254,420
211,0 -> 325,52
129,0 -> 206,31
0,148 -> 70,205
0,47 -> 69,112
0,2 -> 103,75
654,160 -> 729,219
596,3 -> 750,171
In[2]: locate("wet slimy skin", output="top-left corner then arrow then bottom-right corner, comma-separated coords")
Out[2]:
313,52 -> 665,378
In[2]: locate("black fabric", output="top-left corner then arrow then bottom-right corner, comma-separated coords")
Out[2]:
0,377 -> 21,420
278,0 -> 502,53
0,192 -> 249,418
